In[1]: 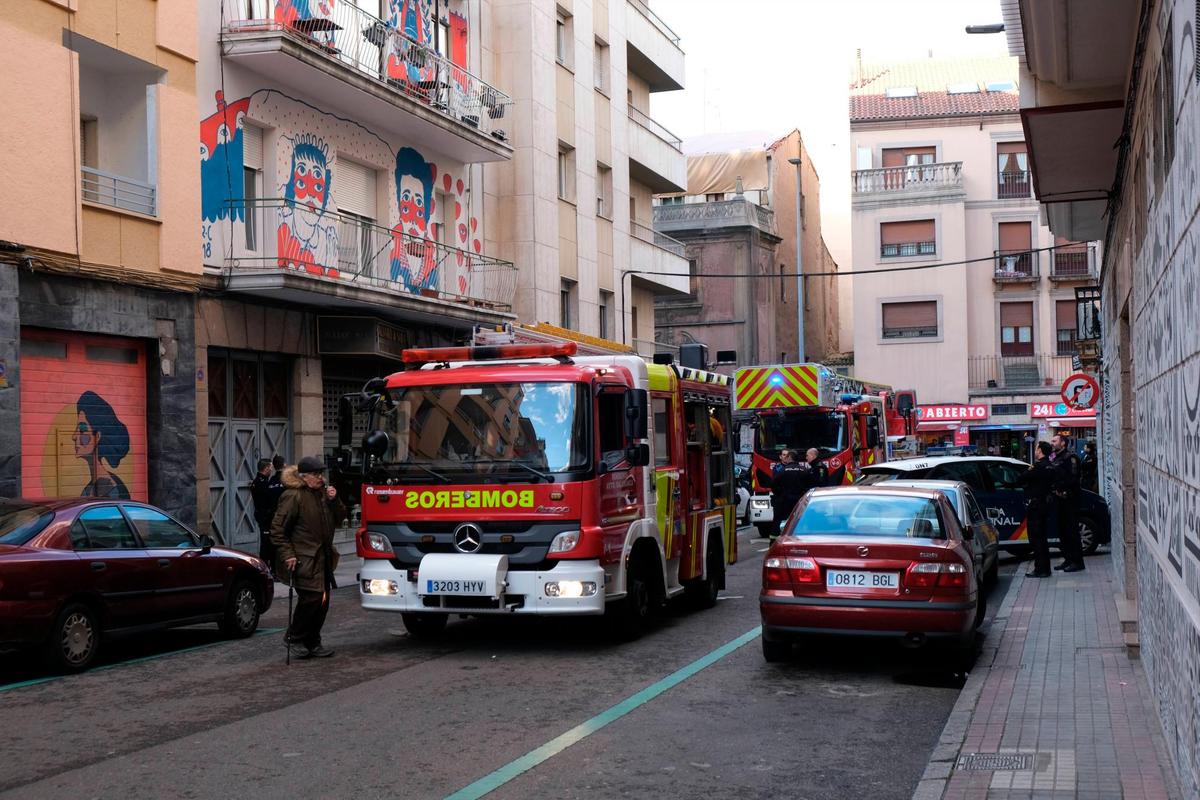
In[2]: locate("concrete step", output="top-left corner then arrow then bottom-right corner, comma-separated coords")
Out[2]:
1123,630 -> 1140,659
1115,594 -> 1138,635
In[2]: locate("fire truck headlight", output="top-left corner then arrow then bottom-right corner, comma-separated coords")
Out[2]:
548,530 -> 582,554
545,580 -> 597,598
751,498 -> 771,508
362,579 -> 399,595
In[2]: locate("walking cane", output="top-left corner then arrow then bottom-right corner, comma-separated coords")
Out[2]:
285,564 -> 295,666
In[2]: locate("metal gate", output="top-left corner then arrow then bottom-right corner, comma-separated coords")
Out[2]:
207,351 -> 291,552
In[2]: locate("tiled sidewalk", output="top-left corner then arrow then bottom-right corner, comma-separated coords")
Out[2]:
913,555 -> 1183,800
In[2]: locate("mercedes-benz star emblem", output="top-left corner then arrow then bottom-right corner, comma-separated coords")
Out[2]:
857,546 -> 870,557
452,523 -> 483,554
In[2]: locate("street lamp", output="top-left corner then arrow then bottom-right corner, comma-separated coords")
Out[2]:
788,155 -> 805,362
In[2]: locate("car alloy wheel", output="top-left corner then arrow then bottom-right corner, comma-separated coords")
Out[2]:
234,586 -> 257,630
220,581 -> 260,638
1078,517 -> 1098,556
62,610 -> 96,667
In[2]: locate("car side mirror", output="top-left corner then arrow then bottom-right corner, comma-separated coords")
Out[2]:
624,388 -> 649,440
198,534 -> 216,555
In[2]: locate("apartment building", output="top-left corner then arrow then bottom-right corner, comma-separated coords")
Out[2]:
0,0 -> 200,523
1004,0 -> 1200,792
653,130 -> 841,367
849,56 -> 1098,454
197,0 -> 516,546
486,0 -> 689,354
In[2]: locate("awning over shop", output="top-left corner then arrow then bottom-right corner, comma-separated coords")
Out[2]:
968,424 -> 1038,431
1047,417 -> 1096,428
917,421 -> 960,432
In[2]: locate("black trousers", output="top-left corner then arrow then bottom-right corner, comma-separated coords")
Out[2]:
288,588 -> 329,650
1053,497 -> 1083,566
1026,502 -> 1052,574
258,529 -> 275,573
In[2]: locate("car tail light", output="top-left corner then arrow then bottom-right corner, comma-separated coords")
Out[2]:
906,561 -> 969,589
764,556 -> 819,588
358,529 -> 394,559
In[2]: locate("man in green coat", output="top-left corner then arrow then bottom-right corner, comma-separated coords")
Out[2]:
271,456 -> 346,659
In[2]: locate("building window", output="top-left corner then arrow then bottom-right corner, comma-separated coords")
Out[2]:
79,117 -> 98,169
557,143 -> 575,202
334,157 -> 379,277
997,142 -> 1030,198
688,258 -> 699,296
779,264 -> 786,302
599,290 -> 613,340
991,403 -> 1027,416
631,303 -> 639,341
659,195 -> 683,206
881,300 -> 938,339
597,163 -> 613,218
242,123 -> 264,251
879,219 -> 935,258
556,9 -> 573,68
997,221 -> 1034,275
560,280 -> 576,330
999,302 -> 1034,356
593,38 -> 609,93
705,193 -> 724,203
1055,300 -> 1077,356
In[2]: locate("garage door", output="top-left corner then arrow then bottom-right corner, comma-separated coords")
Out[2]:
20,329 -> 148,501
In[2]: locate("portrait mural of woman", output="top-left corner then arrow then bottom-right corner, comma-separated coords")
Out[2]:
74,391 -> 132,500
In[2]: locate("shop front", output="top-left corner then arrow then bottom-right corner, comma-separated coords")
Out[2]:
915,404 -> 988,450
1032,401 -> 1097,445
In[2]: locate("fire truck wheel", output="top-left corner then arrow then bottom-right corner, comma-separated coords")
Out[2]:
402,612 -> 448,640
686,534 -> 724,609
609,553 -> 657,639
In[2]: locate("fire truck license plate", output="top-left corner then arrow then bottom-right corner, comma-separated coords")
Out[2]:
425,579 -> 489,595
825,570 -> 899,591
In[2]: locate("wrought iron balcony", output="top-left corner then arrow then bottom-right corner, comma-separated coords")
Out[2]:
1048,243 -> 1097,280
81,166 -> 156,216
994,249 -> 1040,282
221,1 -> 512,160
968,354 -> 1076,391
852,162 -> 964,196
997,170 -> 1031,199
225,199 -> 516,312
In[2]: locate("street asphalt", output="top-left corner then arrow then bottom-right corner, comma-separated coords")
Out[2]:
0,526 -> 1016,800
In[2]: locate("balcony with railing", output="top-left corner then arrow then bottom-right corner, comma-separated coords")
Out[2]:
220,0 -> 512,163
631,221 -> 685,256
654,197 -> 778,236
222,199 -> 516,323
81,167 -> 156,217
625,0 -> 684,92
1048,243 -> 1097,281
852,162 -> 965,205
993,248 -> 1040,283
968,353 -> 1076,391
629,218 -> 688,295
628,106 -> 686,192
997,170 -> 1031,199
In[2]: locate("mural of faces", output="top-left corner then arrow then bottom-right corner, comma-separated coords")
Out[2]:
398,174 -> 427,234
285,138 -> 332,212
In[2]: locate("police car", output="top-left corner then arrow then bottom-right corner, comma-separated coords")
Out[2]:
857,456 -> 1111,554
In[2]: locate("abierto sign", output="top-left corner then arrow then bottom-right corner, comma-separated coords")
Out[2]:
916,404 -> 988,422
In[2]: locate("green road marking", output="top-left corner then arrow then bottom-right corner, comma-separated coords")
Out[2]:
0,627 -> 285,694
443,625 -> 762,800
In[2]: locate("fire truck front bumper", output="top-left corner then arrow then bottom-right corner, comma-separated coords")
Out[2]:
358,556 -> 607,615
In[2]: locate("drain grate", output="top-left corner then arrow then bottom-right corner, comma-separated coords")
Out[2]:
956,753 -> 1034,771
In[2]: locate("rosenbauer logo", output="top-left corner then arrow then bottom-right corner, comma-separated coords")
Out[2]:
403,489 -> 537,510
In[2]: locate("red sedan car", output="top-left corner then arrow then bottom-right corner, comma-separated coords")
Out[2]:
760,485 -> 984,663
0,498 -> 273,673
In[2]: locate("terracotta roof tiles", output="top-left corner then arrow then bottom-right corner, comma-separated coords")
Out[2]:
850,56 -> 1019,122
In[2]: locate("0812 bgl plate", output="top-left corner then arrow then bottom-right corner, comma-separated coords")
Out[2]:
825,569 -> 899,591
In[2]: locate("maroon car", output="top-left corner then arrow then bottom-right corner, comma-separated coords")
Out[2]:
760,485 -> 984,664
0,498 -> 273,673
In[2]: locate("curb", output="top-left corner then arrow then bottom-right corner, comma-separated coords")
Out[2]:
911,564 -> 1028,800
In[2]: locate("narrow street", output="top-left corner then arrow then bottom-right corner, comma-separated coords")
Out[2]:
0,527 -> 1016,800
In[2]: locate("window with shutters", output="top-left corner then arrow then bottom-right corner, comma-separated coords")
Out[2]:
880,219 -> 935,258
334,157 -> 378,276
597,163 -> 613,218
881,300 -> 938,339
996,142 -> 1030,198
999,302 -> 1034,356
80,117 -> 98,169
243,123 -> 264,250
996,221 -> 1034,275
1055,300 -> 1077,355
881,146 -> 936,187
593,38 -> 610,94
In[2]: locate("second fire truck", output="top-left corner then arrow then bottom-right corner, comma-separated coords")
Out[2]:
733,363 -> 898,536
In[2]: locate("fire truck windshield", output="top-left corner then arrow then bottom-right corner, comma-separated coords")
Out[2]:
758,411 -> 846,457
378,382 -> 590,479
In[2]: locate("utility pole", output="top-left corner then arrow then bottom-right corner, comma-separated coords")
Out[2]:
788,154 -> 805,362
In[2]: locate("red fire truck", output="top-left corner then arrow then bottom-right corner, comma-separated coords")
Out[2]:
733,363 -> 894,536
334,338 -> 738,639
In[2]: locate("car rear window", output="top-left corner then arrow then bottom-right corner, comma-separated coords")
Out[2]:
789,494 -> 946,540
0,503 -> 55,546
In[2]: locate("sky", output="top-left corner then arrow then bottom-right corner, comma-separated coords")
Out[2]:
649,0 -> 1010,269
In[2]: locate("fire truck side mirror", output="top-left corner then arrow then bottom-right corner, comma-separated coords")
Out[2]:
625,443 -> 650,467
362,430 -> 391,458
624,389 -> 649,440
866,414 -> 881,450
